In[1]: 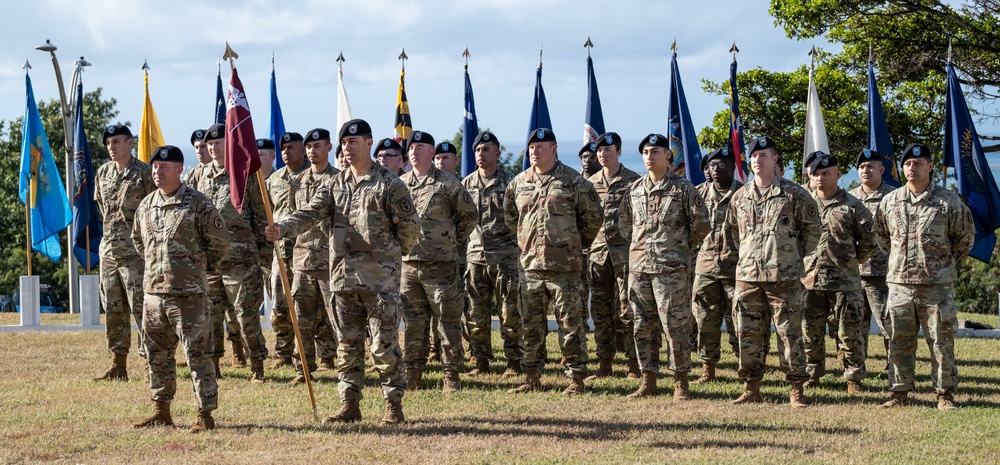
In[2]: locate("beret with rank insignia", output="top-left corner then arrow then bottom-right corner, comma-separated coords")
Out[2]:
375,138 -> 403,153
747,136 -> 775,154
103,124 -> 133,145
151,145 -> 184,164
900,143 -> 931,164
407,130 -> 435,148
435,141 -> 456,155
706,147 -> 733,163
256,138 -> 275,150
806,150 -> 836,175
638,133 -> 670,152
579,142 -> 596,158
595,132 -> 621,150
473,131 -> 500,149
305,128 -> 331,143
204,123 -> 225,141
855,149 -> 885,167
190,129 -> 206,146
279,132 -> 303,148
338,118 -> 372,142
528,128 -> 556,144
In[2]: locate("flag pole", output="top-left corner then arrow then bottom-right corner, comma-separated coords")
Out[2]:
23,60 -> 33,277
223,42 -> 318,421
85,226 -> 90,272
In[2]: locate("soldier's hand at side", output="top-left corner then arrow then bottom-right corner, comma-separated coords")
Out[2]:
265,224 -> 281,242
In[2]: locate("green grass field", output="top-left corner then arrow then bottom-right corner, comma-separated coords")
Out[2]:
1,315 -> 999,464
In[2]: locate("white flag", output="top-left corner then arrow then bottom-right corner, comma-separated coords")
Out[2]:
803,66 -> 830,175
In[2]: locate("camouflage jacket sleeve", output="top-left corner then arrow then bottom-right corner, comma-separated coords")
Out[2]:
726,196 -> 741,251
198,198 -> 231,274
503,177 -> 521,235
796,190 -> 822,259
247,175 -> 274,266
279,177 -> 331,239
853,202 -> 878,265
950,196 -> 976,261
387,177 -> 421,256
130,200 -> 145,259
872,196 -> 891,256
686,183 -> 711,252
576,178 -> 603,249
618,184 -> 634,246
453,183 -> 479,243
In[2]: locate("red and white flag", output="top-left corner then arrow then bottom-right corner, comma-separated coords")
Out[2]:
225,67 -> 261,213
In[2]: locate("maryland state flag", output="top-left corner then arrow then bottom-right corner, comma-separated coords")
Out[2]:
138,65 -> 165,163
394,67 -> 412,141
225,66 -> 261,213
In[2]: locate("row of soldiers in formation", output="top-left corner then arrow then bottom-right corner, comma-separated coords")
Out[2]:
90,117 -> 975,431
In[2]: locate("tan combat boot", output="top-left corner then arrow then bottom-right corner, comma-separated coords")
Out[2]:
289,371 -> 306,386
692,363 -> 716,384
501,359 -> 523,378
789,382 -> 809,408
847,380 -> 864,394
133,401 -> 173,428
626,358 -> 641,380
803,374 -> 821,388
508,374 -> 542,393
323,401 -> 362,424
271,356 -> 293,369
879,391 -> 908,408
673,372 -> 690,401
231,340 -> 247,368
250,358 -> 265,383
937,393 -> 958,411
466,357 -> 490,376
94,353 -> 128,382
626,371 -> 658,399
731,380 -> 764,404
319,357 -> 336,371
382,399 -> 405,424
405,368 -> 424,390
189,409 -> 215,433
443,370 -> 461,393
562,378 -> 585,396
585,357 -> 613,382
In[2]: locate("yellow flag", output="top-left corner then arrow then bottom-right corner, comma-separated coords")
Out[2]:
138,71 -> 165,163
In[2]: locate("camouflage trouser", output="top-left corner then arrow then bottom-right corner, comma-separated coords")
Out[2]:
803,289 -> 867,381
269,254 -> 295,359
430,263 -> 469,360
291,269 -> 338,373
861,276 -> 891,360
333,290 -> 405,403
99,257 -> 145,357
221,264 -> 268,361
466,261 -> 522,362
734,280 -> 809,384
520,270 -> 589,380
630,270 -> 693,374
206,274 -> 235,358
886,283 -> 957,395
401,261 -> 464,373
692,274 -> 738,364
589,258 -> 634,360
142,292 -> 218,411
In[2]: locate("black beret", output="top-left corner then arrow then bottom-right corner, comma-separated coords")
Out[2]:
204,123 -> 225,141
747,136 -> 775,154
407,130 -> 435,148
339,119 -> 372,142
856,149 -> 885,167
256,139 -> 275,150
150,145 -> 184,164
102,124 -> 133,144
579,142 -> 596,157
700,155 -> 709,171
435,141 -> 457,155
305,128 -> 331,143
638,133 -> 670,152
805,150 -> 836,175
707,147 -> 733,164
900,143 -> 931,164
527,128 -> 556,144
595,132 -> 622,149
473,131 -> 500,149
336,143 -> 343,155
279,132 -> 303,149
375,138 -> 403,153
190,129 -> 206,146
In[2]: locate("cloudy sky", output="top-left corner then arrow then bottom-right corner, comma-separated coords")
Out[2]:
4,0 -> 967,180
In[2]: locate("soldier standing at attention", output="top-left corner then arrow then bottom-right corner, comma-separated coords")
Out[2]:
429,141 -> 467,365
586,132 -> 641,381
184,129 -> 210,183
131,145 -> 228,432
801,151 -> 877,393
504,128 -> 602,395
375,138 -> 407,176
463,132 -> 523,377
619,134 -> 710,401
287,128 -> 341,385
266,119 -> 420,424
93,124 -> 155,381
727,136 -> 820,408
875,143 -> 974,410
257,138 -> 276,180
399,131 -> 478,392
265,132 -> 309,367
187,123 -> 272,382
691,147 -> 742,384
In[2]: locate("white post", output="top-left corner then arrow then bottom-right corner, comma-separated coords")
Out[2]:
79,275 -> 101,326
19,276 -> 40,326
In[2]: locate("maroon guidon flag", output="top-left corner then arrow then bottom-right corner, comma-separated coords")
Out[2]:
225,67 -> 261,213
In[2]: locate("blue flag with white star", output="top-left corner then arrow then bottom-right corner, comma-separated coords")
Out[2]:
523,65 -> 552,171
461,67 -> 479,178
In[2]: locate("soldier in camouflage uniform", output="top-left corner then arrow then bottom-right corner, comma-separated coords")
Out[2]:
874,143 -> 974,410
463,132 -> 523,377
184,129 -> 210,183
727,136 -> 820,408
93,124 -> 155,381
692,147 -> 743,384
399,132 -> 478,393
848,149 -> 898,371
586,132 -> 641,381
619,134 -> 710,401
187,124 -> 272,382
287,128 -> 341,385
375,137 -> 407,176
801,151 -> 877,393
429,141 -> 467,365
131,145 -> 228,433
504,128 -> 602,395
265,132 -> 309,367
267,119 -> 420,424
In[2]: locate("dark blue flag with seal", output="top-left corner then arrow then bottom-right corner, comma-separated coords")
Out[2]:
867,61 -> 901,188
667,50 -> 704,185
461,66 -> 479,178
584,54 -> 605,145
71,80 -> 101,270
214,69 -> 225,125
523,65 -> 552,171
268,65 -> 286,169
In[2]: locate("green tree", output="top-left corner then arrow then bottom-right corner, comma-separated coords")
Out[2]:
448,126 -> 520,177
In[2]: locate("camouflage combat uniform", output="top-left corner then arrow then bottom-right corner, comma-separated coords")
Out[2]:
265,160 -> 310,360
277,164 -> 420,404
619,173 -> 710,375
399,168 -> 478,376
874,184 -> 974,396
801,188 -> 877,382
848,182 -> 896,360
693,180 -> 743,365
132,184 -> 229,411
95,157 -> 154,357
728,178 -> 821,384
588,165 -> 641,365
504,161 -> 602,380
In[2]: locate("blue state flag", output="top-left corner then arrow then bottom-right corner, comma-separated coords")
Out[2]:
214,70 -> 225,125
943,61 -> 1000,263
667,51 -> 704,185
867,61 -> 901,188
19,73 -> 72,262
584,55 -> 605,145
523,65 -> 552,171
71,80 -> 101,270
268,67 -> 286,169
461,67 -> 479,178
